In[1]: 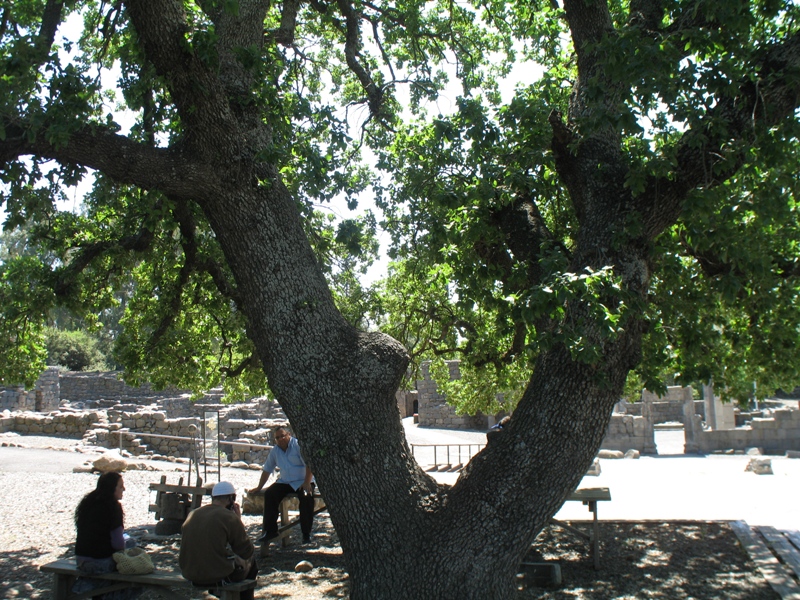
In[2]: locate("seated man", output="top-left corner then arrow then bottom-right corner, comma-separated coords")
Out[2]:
249,426 -> 315,544
179,481 -> 257,600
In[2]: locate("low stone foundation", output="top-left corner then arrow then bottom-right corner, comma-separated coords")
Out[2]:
0,399 -> 288,465
601,414 -> 656,454
690,409 -> 800,454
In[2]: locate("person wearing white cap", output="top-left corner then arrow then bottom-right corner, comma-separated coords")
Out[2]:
179,481 -> 257,599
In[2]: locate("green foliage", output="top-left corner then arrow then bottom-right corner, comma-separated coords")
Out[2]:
640,131 -> 800,404
368,0 -> 800,414
0,253 -> 52,386
430,356 -> 528,415
45,327 -> 108,371
1,0 -> 800,416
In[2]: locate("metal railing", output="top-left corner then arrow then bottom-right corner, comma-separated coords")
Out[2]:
410,443 -> 485,467
115,429 -> 275,482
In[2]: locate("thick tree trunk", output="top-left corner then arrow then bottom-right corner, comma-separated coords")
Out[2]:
75,2 -> 667,596
197,175 -> 645,599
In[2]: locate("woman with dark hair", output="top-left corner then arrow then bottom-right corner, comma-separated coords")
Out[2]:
72,471 -> 140,599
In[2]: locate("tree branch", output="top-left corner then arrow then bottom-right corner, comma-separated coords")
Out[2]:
53,210 -> 158,298
548,109 -> 584,223
34,0 -> 65,65
638,31 -> 800,238
0,120 -> 213,197
124,0 -> 237,152
628,0 -> 666,32
275,0 -> 301,46
146,199 -> 198,350
221,353 -> 260,378
680,230 -> 800,283
335,0 -> 384,118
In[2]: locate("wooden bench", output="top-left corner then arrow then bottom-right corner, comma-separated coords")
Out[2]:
40,558 -> 256,600
148,475 -> 210,517
248,489 -> 327,555
549,487 -> 612,570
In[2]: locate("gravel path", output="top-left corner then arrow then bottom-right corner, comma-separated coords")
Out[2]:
0,434 -> 280,599
0,432 -> 784,599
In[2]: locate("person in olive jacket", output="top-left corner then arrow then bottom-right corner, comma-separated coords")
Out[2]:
179,481 -> 257,599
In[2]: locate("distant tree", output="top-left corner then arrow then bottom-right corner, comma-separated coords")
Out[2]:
45,327 -> 108,371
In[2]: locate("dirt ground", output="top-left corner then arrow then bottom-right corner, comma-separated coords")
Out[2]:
8,509 -> 779,598
136,518 -> 776,599
0,434 -> 787,598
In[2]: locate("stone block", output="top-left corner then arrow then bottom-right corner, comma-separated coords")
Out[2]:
517,562 -> 562,589
93,451 -> 129,473
585,458 -> 601,476
772,429 -> 792,441
745,458 -> 773,474
598,449 -> 624,459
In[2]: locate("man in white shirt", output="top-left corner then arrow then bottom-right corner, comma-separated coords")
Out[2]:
249,426 -> 315,543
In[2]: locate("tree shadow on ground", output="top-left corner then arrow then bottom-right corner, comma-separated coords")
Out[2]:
132,515 -> 350,598
12,518 -> 774,599
523,521 -> 779,600
0,544 -> 74,599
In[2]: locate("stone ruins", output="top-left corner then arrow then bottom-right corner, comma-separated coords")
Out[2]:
409,361 -> 800,456
2,364 -> 799,459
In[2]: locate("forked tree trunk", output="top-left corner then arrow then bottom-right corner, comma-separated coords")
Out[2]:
201,184 -> 642,599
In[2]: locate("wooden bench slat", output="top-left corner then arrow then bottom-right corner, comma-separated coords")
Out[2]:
567,487 -> 611,502
148,483 -> 210,495
69,581 -> 133,600
40,558 -> 257,600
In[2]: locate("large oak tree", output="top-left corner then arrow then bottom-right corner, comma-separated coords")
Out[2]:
2,0 -> 800,597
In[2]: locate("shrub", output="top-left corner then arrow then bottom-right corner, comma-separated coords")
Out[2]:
45,328 -> 109,371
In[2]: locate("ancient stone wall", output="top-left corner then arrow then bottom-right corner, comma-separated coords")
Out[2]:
601,414 -> 656,454
691,408 -> 800,454
0,399 -> 288,464
616,399 -> 706,422
416,361 -> 493,430
0,367 -> 60,412
1,367 -> 289,464
58,371 -> 192,403
5,369 -> 798,458
416,360 -> 656,451
396,390 -> 417,419
0,409 -> 104,436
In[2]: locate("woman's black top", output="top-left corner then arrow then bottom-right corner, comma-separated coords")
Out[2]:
75,497 -> 123,559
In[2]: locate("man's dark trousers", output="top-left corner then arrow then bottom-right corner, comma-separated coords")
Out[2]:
262,482 -> 314,539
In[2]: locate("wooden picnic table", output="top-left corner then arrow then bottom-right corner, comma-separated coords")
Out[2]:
247,489 -> 328,555
550,487 -> 612,570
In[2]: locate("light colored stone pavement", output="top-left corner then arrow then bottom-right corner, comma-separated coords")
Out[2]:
6,423 -> 798,531
403,418 -> 800,531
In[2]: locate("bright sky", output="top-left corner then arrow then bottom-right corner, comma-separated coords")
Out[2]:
2,11 -> 538,287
